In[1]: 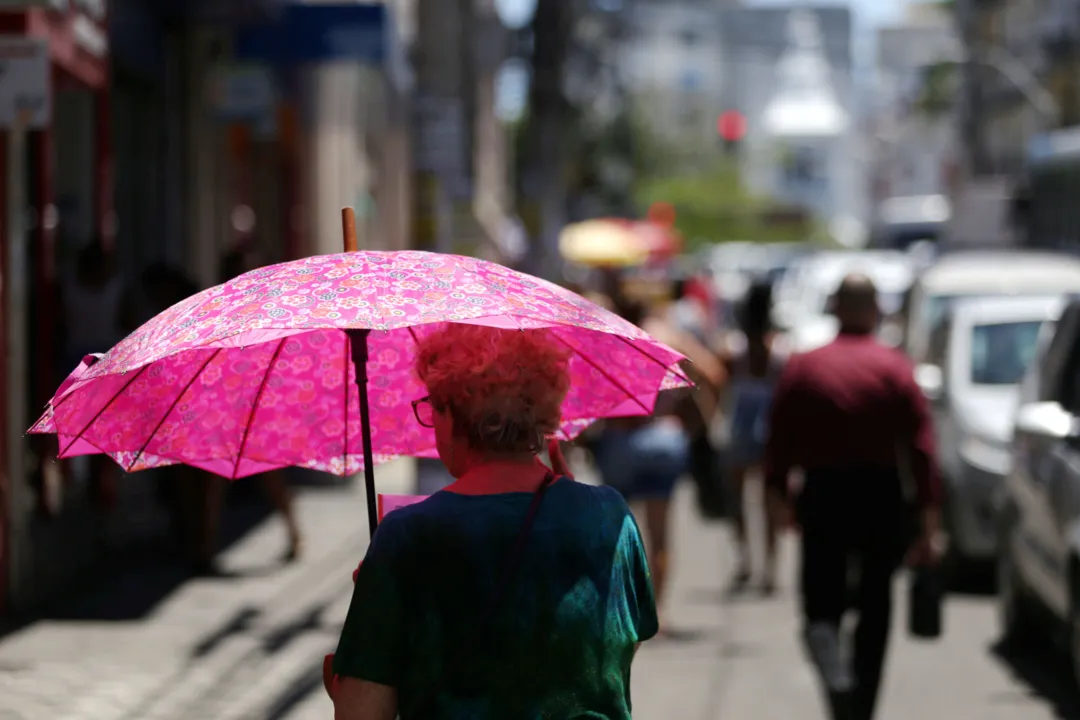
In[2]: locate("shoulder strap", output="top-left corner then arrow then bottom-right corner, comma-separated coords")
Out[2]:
486,471 -> 558,614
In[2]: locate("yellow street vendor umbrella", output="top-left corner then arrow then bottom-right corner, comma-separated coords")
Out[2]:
558,219 -> 649,267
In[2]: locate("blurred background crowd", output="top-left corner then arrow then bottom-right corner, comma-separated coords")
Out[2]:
4,0 -> 1080,716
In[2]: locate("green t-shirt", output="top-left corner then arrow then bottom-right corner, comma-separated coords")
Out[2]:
333,479 -> 658,719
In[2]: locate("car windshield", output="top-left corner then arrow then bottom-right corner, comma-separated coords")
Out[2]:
970,320 -> 1044,386
925,292 -> 1074,331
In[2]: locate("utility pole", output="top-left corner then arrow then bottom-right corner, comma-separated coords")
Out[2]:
518,0 -> 571,280
411,0 -> 470,254
954,0 -> 992,176
472,0 -> 514,263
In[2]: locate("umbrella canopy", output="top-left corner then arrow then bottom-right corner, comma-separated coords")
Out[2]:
30,251 -> 688,481
559,218 -> 682,268
559,219 -> 650,267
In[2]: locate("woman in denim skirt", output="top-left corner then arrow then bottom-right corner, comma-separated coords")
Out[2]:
595,295 -> 723,633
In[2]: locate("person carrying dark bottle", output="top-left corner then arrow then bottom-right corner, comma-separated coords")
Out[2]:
763,273 -> 943,720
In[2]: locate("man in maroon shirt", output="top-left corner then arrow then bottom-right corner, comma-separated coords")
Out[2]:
764,273 -> 943,720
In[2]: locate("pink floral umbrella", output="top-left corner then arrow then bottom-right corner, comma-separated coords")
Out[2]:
29,248 -> 689,536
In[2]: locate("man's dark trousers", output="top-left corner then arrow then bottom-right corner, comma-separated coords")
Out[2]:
797,468 -> 912,720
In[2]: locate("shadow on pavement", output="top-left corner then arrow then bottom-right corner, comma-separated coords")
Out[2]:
261,600 -> 332,654
266,667 -> 325,720
25,484 -> 281,625
990,639 -> 1080,719
190,606 -> 261,659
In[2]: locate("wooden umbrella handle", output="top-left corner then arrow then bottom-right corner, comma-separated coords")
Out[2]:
342,207 -> 358,252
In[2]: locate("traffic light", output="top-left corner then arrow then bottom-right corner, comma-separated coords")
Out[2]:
718,110 -> 746,156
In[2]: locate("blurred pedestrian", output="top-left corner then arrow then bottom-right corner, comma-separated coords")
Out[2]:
134,262 -> 198,328
668,273 -> 720,346
595,292 -> 723,633
133,262 -> 207,564
665,276 -> 730,520
328,324 -> 658,717
764,273 -> 943,720
195,244 -> 303,573
56,239 -> 133,513
668,277 -> 710,344
720,280 -> 788,595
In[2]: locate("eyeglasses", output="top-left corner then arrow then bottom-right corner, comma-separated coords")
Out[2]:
412,396 -> 435,428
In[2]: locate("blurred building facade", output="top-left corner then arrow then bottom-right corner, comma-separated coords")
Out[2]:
620,0 -> 733,157
955,0 -> 1078,178
872,4 -> 959,202
409,0 -> 514,262
954,0 -> 1080,177
942,0 -> 1080,250
721,5 -> 864,245
0,0 -> 518,616
868,2 -> 959,247
0,0 -> 440,615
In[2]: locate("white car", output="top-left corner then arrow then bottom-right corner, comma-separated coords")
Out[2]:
774,250 -> 915,352
903,251 -> 1080,365
915,296 -> 1066,567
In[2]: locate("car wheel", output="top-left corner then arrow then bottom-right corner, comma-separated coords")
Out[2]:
998,524 -> 1034,648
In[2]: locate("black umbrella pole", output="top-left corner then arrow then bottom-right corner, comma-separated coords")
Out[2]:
346,329 -> 379,539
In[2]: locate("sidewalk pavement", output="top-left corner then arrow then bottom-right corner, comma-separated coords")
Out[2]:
2,460 -> 1026,720
0,460 -> 757,720
0,459 -> 414,720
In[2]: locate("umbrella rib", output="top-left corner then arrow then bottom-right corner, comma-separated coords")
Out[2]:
59,363 -> 152,458
231,337 -> 287,481
614,334 -> 693,385
126,349 -> 223,473
549,332 -> 651,416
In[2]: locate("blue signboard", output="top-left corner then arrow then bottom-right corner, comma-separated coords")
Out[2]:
235,3 -> 387,65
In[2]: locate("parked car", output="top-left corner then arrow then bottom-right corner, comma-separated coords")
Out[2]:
903,250 -> 1080,365
998,298 -> 1080,680
915,296 -> 1064,571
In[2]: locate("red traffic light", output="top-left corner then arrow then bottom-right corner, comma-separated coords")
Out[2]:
718,110 -> 746,142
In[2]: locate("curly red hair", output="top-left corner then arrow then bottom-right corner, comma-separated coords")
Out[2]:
415,325 -> 572,454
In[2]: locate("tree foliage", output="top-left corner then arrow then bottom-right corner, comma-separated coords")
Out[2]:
914,61 -> 957,117
633,160 -> 824,250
